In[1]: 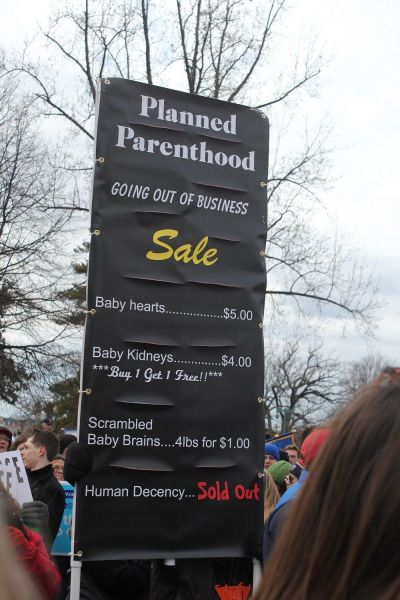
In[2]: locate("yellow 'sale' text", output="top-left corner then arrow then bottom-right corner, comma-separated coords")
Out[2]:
146,229 -> 218,266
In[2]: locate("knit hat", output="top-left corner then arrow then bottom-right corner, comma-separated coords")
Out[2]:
267,460 -> 292,486
264,443 -> 280,461
0,426 -> 12,446
290,461 -> 303,480
301,428 -> 330,467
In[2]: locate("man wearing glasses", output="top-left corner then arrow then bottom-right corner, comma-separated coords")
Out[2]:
0,426 -> 12,453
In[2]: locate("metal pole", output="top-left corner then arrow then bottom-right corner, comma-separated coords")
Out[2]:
69,478 -> 81,600
69,555 -> 82,600
251,557 -> 262,598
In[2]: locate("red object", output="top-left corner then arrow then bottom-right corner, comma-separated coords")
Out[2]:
300,429 -> 330,467
7,526 -> 61,599
215,583 -> 251,599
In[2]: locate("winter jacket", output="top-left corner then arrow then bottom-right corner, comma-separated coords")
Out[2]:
7,525 -> 61,599
27,463 -> 65,543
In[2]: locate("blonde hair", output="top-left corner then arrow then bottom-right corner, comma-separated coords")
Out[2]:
264,470 -> 280,522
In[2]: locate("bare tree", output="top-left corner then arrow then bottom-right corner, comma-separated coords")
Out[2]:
5,0 -> 377,329
0,70 -> 79,401
264,340 -> 342,432
0,0 -> 381,415
341,353 -> 390,400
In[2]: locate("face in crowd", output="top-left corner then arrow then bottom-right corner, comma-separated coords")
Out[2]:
0,434 -> 10,453
264,443 -> 279,469
20,437 -> 43,471
52,458 -> 65,481
285,449 -> 299,465
0,429 -> 12,453
264,453 -> 277,469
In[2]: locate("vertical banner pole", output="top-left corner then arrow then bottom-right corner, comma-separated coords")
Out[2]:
69,478 -> 82,600
251,558 -> 262,597
69,557 -> 82,600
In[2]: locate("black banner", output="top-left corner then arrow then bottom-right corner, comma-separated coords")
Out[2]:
74,78 -> 269,560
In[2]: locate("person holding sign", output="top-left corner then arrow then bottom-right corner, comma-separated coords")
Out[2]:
20,430 -> 65,544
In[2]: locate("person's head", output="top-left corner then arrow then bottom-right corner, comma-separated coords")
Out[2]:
20,430 -> 59,471
267,460 -> 292,496
51,454 -> 65,481
300,427 -> 330,469
264,443 -> 279,469
58,433 -> 77,457
263,471 -> 280,522
0,427 -> 12,453
284,462 -> 303,488
10,433 -> 28,453
255,368 -> 400,600
41,418 -> 52,432
283,444 -> 302,465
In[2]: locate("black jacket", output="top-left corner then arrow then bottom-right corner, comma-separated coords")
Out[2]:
27,463 -> 65,542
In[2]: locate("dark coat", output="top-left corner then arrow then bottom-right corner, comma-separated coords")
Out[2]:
27,463 -> 65,542
262,501 -> 292,563
65,561 -> 150,600
83,560 -> 150,600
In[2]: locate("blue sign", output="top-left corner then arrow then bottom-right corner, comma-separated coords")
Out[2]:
51,482 -> 74,556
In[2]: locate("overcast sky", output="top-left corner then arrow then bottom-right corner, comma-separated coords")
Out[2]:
292,0 -> 400,363
1,0 -> 399,406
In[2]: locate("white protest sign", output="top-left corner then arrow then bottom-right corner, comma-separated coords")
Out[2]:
0,451 -> 33,505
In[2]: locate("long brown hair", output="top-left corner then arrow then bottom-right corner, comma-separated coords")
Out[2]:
255,375 -> 400,600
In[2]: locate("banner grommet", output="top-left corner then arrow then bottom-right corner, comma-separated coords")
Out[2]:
80,388 -> 92,395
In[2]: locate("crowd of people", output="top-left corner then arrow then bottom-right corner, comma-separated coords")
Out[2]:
0,367 -> 399,598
